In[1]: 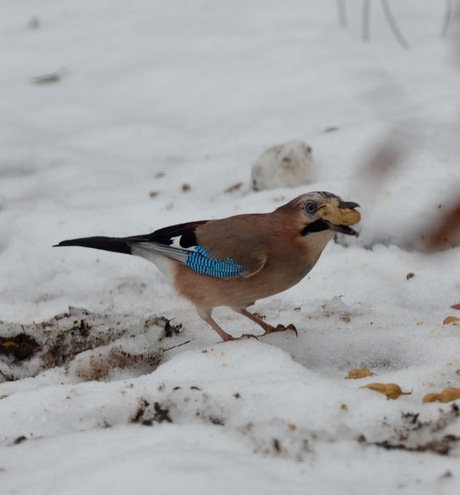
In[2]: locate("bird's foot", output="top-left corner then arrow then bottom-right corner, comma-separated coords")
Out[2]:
220,326 -> 296,342
239,333 -> 260,341
238,309 -> 298,338
263,323 -> 298,337
222,332 -> 260,342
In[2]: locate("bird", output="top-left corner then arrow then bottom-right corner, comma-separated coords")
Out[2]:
55,191 -> 360,341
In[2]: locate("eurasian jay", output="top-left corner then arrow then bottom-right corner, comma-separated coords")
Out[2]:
55,191 -> 360,341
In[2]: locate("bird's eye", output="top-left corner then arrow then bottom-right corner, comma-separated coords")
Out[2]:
304,201 -> 317,215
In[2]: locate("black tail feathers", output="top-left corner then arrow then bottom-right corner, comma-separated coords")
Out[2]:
54,236 -> 132,255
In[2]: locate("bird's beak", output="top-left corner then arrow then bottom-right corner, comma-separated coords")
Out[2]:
339,201 -> 360,210
327,223 -> 358,236
317,201 -> 361,236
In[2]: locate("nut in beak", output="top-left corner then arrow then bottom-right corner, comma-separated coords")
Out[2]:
317,201 -> 361,235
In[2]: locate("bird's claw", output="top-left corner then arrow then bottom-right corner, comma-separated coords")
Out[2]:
268,323 -> 298,337
219,332 -> 260,342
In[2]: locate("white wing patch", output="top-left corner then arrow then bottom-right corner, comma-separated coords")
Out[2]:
170,235 -> 196,252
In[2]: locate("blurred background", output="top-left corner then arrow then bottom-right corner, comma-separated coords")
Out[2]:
0,0 -> 459,321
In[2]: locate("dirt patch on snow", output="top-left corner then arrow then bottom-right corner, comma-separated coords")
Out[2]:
0,307 -> 183,382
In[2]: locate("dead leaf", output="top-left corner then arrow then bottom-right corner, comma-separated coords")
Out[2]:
346,368 -> 375,379
422,393 -> 442,404
425,201 -> 460,251
450,303 -> 460,310
32,73 -> 61,85
422,388 -> 460,404
363,382 -> 411,400
443,316 -> 460,326
224,182 -> 243,193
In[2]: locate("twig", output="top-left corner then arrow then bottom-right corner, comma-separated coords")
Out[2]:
442,0 -> 452,37
362,0 -> 371,41
381,0 -> 410,49
337,0 -> 347,27
162,339 -> 194,352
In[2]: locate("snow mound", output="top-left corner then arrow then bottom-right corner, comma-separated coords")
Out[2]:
0,307 -> 182,382
251,141 -> 315,191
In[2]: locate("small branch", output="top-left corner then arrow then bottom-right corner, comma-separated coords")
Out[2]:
162,339 -> 194,352
381,0 -> 410,49
442,0 -> 452,37
362,0 -> 371,41
337,0 -> 347,27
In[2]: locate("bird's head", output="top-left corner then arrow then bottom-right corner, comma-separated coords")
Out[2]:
279,191 -> 361,237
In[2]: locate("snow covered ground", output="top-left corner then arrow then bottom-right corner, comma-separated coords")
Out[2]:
1,1 -> 460,493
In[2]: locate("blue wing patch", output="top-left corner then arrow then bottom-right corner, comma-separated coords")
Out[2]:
186,246 -> 246,278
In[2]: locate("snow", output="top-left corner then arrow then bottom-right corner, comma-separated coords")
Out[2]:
1,1 -> 460,494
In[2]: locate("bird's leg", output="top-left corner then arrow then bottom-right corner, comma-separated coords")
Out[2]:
197,308 -> 257,342
238,309 -> 298,337
197,308 -> 246,342
201,314 -> 235,341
